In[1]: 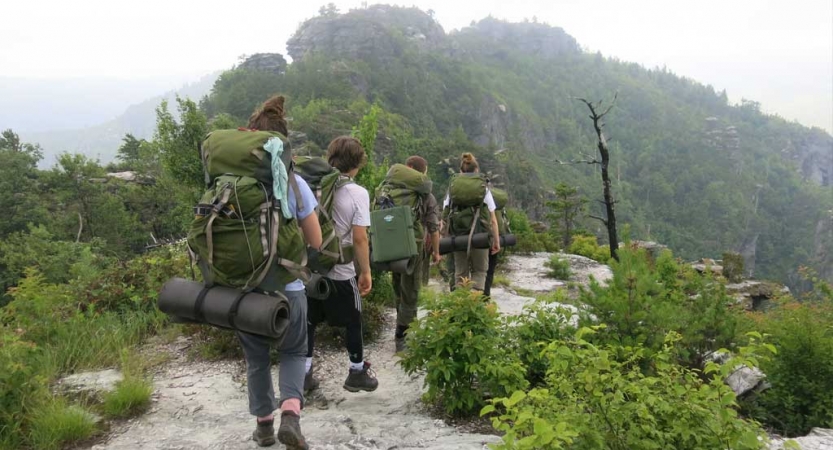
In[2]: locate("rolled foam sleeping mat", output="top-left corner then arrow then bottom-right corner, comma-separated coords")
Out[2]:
158,278 -> 290,339
439,233 -> 517,255
371,257 -> 415,274
305,274 -> 333,300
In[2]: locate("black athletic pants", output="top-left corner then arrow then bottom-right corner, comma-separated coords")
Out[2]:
307,277 -> 364,363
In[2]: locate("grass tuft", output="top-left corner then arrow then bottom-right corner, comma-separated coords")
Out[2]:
101,378 -> 153,419
28,401 -> 97,450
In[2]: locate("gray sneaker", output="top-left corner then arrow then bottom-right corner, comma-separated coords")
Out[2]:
277,411 -> 309,450
304,364 -> 319,392
252,419 -> 275,447
343,362 -> 379,392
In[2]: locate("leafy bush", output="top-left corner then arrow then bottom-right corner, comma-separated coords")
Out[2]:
506,298 -> 576,386
578,247 -> 739,370
739,280 -> 833,437
567,235 -> 610,263
102,377 -> 153,419
483,328 -> 770,450
544,255 -> 571,280
28,401 -> 97,450
506,209 -> 559,254
0,332 -> 46,449
398,288 -> 528,416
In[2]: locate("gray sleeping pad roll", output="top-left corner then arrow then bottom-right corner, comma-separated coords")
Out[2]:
305,274 -> 334,300
438,233 -> 517,255
371,257 -> 415,274
158,278 -> 290,340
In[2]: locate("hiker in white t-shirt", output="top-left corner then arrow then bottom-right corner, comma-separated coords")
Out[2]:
305,136 -> 378,394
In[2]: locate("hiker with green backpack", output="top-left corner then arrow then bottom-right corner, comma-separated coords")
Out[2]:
442,152 -> 501,292
186,96 -> 318,449
303,136 -> 379,394
374,156 -> 440,353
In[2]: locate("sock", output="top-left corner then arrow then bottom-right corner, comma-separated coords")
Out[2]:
395,325 -> 408,339
349,360 -> 364,371
257,414 -> 274,423
305,357 -> 312,373
280,398 -> 301,416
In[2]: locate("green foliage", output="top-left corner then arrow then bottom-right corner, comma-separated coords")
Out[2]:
739,281 -> 833,436
155,97 -> 208,190
568,235 -> 610,263
184,325 -> 243,360
578,246 -> 739,370
546,183 -> 587,249
0,332 -> 45,448
0,130 -> 47,238
27,401 -> 97,450
483,329 -> 770,450
352,103 -> 388,195
101,377 -> 153,419
723,252 -> 745,283
398,288 -> 528,416
506,209 -> 559,254
116,133 -> 144,166
506,297 -> 576,386
544,255 -> 571,280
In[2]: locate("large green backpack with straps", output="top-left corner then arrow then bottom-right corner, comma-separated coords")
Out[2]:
294,156 -> 354,273
187,129 -> 307,291
446,172 -> 492,237
371,164 -> 432,263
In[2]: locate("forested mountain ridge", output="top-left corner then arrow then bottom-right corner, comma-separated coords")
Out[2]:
200,5 -> 832,286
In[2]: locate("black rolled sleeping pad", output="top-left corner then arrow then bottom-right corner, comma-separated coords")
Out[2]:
304,273 -> 334,300
371,257 -> 415,274
157,278 -> 290,340
439,233 -> 517,255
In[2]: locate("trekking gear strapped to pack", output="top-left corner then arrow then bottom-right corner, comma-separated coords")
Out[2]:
294,156 -> 355,273
490,187 -> 512,236
438,233 -> 517,255
370,164 -> 432,273
187,129 -> 308,291
444,172 -> 494,254
158,278 -> 290,339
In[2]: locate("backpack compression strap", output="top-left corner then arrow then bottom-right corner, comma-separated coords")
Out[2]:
317,176 -> 355,263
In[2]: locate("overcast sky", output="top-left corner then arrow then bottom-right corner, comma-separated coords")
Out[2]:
2,0 -> 831,132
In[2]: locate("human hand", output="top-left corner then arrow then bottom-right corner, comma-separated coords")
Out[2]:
491,242 -> 501,255
432,251 -> 442,265
358,272 -> 372,297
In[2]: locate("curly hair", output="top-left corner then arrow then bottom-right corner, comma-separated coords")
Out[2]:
460,152 -> 479,173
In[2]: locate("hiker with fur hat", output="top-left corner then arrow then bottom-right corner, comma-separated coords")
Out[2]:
442,152 -> 500,292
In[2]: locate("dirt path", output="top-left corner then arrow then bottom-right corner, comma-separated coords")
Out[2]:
89,254 -> 608,450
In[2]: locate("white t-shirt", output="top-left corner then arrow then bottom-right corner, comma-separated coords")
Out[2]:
284,174 -> 318,292
326,181 -> 371,281
443,188 -> 496,212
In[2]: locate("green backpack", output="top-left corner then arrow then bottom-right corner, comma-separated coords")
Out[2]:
294,156 -> 355,273
371,164 -> 432,263
187,129 -> 307,291
446,172 -> 492,237
491,187 -> 511,235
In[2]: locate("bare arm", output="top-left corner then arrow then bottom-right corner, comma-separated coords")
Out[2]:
298,211 -> 322,250
490,211 -> 501,254
353,225 -> 372,296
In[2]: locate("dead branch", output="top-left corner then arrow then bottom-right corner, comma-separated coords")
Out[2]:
75,212 -> 83,243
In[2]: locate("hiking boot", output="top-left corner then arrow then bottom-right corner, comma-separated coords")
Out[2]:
343,362 -> 379,392
394,337 -> 407,354
277,411 -> 309,450
252,419 -> 276,447
304,364 -> 319,392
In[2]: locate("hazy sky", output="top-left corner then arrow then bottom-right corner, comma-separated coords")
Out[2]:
2,0 -> 831,132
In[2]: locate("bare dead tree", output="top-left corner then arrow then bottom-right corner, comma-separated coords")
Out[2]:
572,93 -> 620,262
75,212 -> 83,243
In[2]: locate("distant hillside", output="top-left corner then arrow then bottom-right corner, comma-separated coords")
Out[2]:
201,5 -> 832,285
21,72 -> 220,167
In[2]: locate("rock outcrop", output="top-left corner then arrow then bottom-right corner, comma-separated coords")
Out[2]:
769,428 -> 833,450
238,53 -> 287,75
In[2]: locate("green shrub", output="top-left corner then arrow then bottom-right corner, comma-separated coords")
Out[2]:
399,288 -> 528,416
0,332 -> 46,449
739,292 -> 833,437
544,255 -> 571,280
101,377 -> 153,419
578,247 -> 739,371
483,328 -> 770,450
568,235 -> 610,263
28,401 -> 97,450
507,298 -> 576,386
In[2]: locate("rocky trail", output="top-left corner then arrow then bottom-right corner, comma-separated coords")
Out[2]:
80,253 -> 832,449
87,254 -> 596,450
